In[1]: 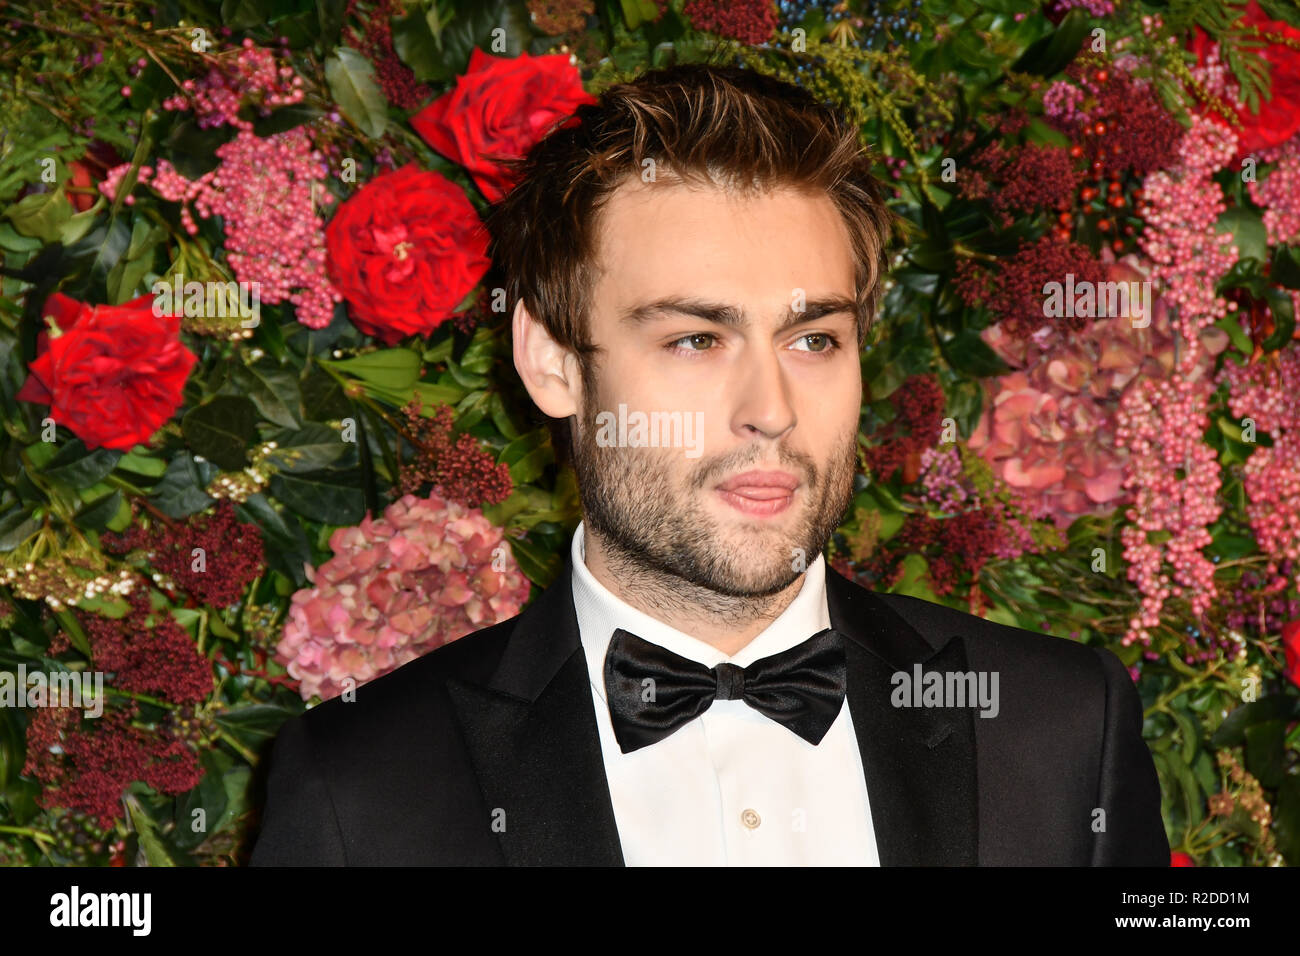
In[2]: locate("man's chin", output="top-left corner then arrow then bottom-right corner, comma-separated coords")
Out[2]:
697,560 -> 806,599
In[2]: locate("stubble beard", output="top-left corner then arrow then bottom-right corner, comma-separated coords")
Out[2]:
569,379 -> 858,625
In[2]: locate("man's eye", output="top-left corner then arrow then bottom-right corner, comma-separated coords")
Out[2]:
668,333 -> 717,353
793,333 -> 841,353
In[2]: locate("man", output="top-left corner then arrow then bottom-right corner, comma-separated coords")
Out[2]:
250,64 -> 1169,866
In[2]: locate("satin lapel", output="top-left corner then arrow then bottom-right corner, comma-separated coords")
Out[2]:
826,566 -> 979,865
446,558 -> 625,866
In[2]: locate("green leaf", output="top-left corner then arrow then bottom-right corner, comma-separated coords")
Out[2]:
0,220 -> 42,253
115,450 -> 167,477
269,470 -> 366,524
480,484 -> 552,527
1215,207 -> 1268,265
488,391 -> 521,440
938,329 -> 1010,378
58,203 -> 101,246
234,493 -> 312,587
393,8 -> 448,83
1210,694 -> 1300,748
300,365 -> 353,421
439,0 -> 529,71
214,704 -> 297,748
252,104 -> 323,137
163,118 -> 233,179
1169,705 -> 1201,766
445,359 -> 491,389
41,439 -> 122,489
106,243 -> 156,304
508,444 -> 551,485
182,396 -> 258,470
324,47 -> 389,140
1215,313 -> 1254,355
0,508 -> 39,552
126,798 -> 178,867
1271,245 -> 1300,289
264,422 -> 353,473
69,216 -> 132,284
508,533 -> 559,588
1244,719 -> 1286,788
322,348 -> 421,390
411,381 -> 467,407
149,454 -> 215,518
500,429 -> 547,467
3,190 -> 72,242
1262,288 -> 1296,352
173,750 -> 230,850
230,363 -> 302,429
73,489 -> 124,532
889,552 -> 941,602
1012,8 -> 1089,78
423,337 -> 454,364
77,594 -> 129,618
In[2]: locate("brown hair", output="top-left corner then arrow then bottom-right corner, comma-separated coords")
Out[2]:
484,62 -> 897,465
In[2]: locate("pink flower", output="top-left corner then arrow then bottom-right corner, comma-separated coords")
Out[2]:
276,491 -> 532,701
968,254 -> 1227,529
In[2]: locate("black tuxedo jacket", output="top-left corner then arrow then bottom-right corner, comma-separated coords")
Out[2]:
249,556 -> 1170,866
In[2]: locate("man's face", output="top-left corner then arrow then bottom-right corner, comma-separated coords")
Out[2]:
570,177 -> 863,598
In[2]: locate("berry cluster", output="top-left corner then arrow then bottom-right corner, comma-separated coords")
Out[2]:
398,400 -> 514,508
23,703 -> 204,830
78,589 -> 213,704
161,38 -> 305,131
103,500 -> 265,609
861,373 -> 946,484
343,0 -> 431,109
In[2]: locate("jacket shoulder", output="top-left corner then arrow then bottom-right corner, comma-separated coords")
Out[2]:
289,612 -> 519,748
870,589 -> 1117,680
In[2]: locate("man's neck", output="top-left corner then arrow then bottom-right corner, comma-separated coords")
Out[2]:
581,525 -> 808,657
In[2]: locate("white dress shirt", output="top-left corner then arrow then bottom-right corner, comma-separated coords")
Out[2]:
569,521 -> 880,866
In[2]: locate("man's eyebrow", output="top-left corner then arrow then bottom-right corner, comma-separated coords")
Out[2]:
619,295 -> 858,334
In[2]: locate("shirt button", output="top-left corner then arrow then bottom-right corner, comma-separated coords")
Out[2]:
741,808 -> 761,829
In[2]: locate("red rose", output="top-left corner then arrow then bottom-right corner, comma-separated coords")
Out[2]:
325,164 -> 491,344
1170,851 -> 1195,867
1282,619 -> 1300,689
16,293 -> 197,451
411,47 -> 596,203
1189,1 -> 1300,158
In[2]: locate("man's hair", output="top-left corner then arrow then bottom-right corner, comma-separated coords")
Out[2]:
484,62 -> 897,466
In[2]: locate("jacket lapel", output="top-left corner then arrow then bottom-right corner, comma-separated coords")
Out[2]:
447,554 -> 977,866
446,558 -> 625,865
826,566 -> 979,865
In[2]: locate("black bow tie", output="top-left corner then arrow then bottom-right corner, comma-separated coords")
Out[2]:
602,627 -> 848,754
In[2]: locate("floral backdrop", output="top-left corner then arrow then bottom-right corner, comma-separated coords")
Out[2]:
1,0 -> 1298,866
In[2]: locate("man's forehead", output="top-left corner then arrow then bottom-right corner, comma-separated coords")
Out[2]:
590,177 -> 852,281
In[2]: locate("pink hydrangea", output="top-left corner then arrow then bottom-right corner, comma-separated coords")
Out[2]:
968,254 -> 1228,530
276,491 -> 532,701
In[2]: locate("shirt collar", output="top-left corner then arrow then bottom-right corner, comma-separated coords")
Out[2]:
569,520 -> 831,704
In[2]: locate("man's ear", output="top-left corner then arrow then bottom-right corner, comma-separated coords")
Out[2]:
512,298 -> 582,420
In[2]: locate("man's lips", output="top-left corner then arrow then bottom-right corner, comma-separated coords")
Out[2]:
714,470 -> 799,499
